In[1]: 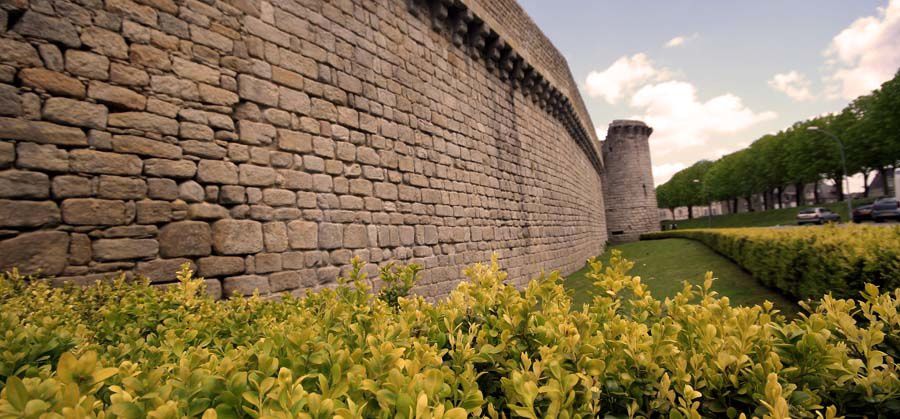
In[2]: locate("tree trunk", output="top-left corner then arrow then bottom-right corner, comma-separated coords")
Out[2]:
795,183 -> 804,207
862,171 -> 870,197
777,187 -> 784,208
745,196 -> 754,212
762,191 -> 769,211
834,177 -> 844,202
687,206 -> 694,219
813,181 -> 821,204
732,198 -> 738,213
879,167 -> 889,195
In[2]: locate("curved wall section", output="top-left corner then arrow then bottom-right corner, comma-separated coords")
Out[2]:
0,0 -> 606,298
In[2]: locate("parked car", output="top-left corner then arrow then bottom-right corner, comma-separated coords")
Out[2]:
797,207 -> 840,225
852,204 -> 874,223
872,197 -> 900,222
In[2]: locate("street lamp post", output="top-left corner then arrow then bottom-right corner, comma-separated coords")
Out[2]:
806,126 -> 853,220
692,179 -> 712,228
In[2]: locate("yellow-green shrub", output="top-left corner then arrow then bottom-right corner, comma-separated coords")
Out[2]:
642,225 -> 900,300
1,253 -> 898,418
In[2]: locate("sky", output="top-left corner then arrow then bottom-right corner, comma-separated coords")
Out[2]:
518,0 -> 900,186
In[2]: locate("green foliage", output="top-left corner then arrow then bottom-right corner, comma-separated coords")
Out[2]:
659,70 -> 900,208
643,225 -> 900,300
1,254 -> 899,418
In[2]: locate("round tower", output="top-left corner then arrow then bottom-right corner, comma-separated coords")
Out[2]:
601,120 -> 660,243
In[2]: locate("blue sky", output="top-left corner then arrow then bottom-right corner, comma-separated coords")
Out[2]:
518,0 -> 899,185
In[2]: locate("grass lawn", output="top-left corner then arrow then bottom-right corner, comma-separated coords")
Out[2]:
564,238 -> 800,317
670,198 -> 874,229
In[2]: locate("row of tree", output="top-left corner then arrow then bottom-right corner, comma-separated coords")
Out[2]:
657,69 -> 900,217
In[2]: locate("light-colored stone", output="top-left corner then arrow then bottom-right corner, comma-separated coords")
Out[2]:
42,98 -> 108,129
238,74 -> 278,106
19,69 -> 85,98
61,199 -> 131,225
198,256 -> 244,277
213,219 -> 264,255
287,220 -> 317,250
88,81 -> 146,110
136,258 -> 196,283
111,135 -> 181,159
158,221 -> 212,257
223,274 -> 270,297
108,112 -> 179,136
70,149 -> 142,175
197,160 -> 239,184
93,238 -> 158,261
0,231 -> 70,276
0,170 -> 50,199
65,50 -> 110,80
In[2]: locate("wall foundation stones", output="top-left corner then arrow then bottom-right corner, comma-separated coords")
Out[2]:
0,0 -> 634,298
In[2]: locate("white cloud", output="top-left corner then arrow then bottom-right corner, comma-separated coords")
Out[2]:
768,71 -> 815,101
653,162 -> 687,185
664,33 -> 698,48
630,80 -> 777,153
825,0 -> 900,99
584,54 -> 670,104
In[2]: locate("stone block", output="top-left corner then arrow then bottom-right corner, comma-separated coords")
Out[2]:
263,222 -> 288,252
343,224 -> 368,249
199,84 -> 239,105
197,256 -> 245,277
0,231 -> 69,276
223,275 -> 270,297
81,26 -> 128,59
13,11 -> 81,47
213,219 -> 263,255
42,98 -> 108,130
0,200 -> 59,227
144,159 -> 196,178
0,38 -> 42,68
52,176 -> 91,198
70,149 -> 142,175
158,221 -> 212,258
0,170 -> 50,199
197,160 -> 239,184
238,74 -> 278,106
287,220 -> 317,249
317,222 -> 342,249
61,198 -> 131,225
136,200 -> 172,224
112,135 -> 182,159
136,258 -> 196,282
98,175 -> 147,199
65,50 -> 110,80
239,164 -> 276,186
108,112 -> 179,136
19,69 -> 85,98
17,143 -> 68,172
0,84 -> 21,117
88,81 -> 146,110
93,238 -> 158,261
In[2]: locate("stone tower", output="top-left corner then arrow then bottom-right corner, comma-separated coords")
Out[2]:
601,120 -> 660,243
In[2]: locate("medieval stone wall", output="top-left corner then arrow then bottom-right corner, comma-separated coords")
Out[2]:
0,0 -> 607,298
602,120 -> 659,244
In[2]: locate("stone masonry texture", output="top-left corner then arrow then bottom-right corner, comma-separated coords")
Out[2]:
602,120 -> 660,244
0,0 -> 652,299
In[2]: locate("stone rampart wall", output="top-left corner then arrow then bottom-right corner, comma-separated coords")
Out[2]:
0,0 -> 606,298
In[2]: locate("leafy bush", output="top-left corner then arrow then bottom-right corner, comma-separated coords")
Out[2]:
642,225 -> 900,300
1,254 -> 898,418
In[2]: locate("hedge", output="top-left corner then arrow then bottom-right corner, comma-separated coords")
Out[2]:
641,225 -> 900,301
1,254 -> 899,418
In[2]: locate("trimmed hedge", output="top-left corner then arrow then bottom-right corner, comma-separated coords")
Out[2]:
642,225 -> 900,301
1,254 -> 899,418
